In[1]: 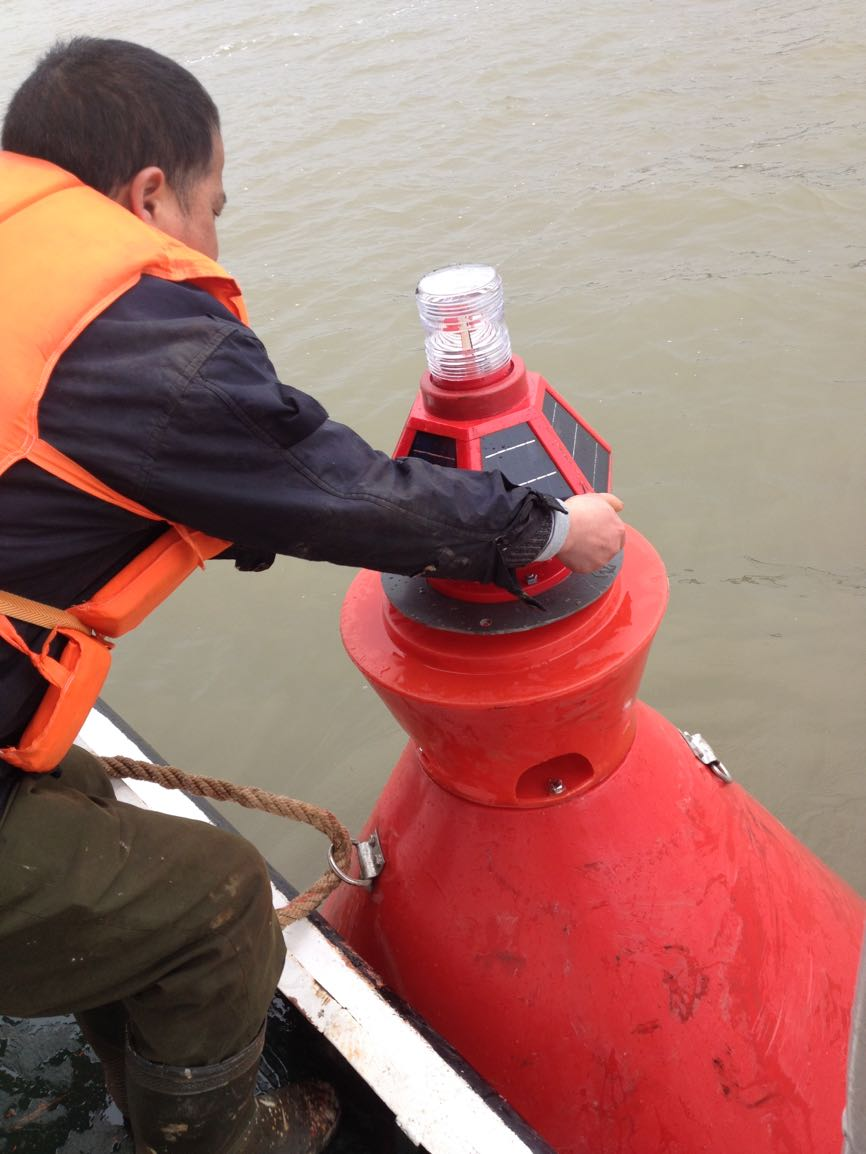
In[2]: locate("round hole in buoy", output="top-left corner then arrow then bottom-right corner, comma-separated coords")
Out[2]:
515,753 -> 594,802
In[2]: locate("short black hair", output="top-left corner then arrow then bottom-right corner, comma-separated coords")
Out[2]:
1,37 -> 220,202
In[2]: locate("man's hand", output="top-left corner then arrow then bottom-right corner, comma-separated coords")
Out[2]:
557,493 -> 626,574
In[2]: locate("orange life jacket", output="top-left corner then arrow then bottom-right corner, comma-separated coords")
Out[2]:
0,151 -> 249,772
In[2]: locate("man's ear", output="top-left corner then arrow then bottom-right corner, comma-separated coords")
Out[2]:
112,166 -> 172,223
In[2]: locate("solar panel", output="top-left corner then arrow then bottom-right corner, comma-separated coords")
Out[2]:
407,431 -> 459,468
542,391 -> 610,492
480,422 -> 572,499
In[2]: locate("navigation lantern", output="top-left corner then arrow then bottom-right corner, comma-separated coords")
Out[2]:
415,264 -> 512,385
393,264 -> 618,630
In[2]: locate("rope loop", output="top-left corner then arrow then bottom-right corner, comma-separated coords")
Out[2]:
100,755 -> 354,927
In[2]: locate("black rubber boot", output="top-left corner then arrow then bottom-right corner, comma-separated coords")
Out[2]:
75,1007 -> 130,1120
125,1025 -> 339,1154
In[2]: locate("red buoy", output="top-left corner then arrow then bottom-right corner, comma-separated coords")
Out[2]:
324,267 -> 865,1153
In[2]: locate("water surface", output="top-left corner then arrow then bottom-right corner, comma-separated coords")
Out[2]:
2,0 -> 863,896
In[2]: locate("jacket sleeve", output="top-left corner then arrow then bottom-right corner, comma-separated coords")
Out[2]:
139,326 -> 555,582
45,304 -> 554,585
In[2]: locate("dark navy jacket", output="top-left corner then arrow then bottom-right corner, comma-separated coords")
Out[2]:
0,276 -> 552,746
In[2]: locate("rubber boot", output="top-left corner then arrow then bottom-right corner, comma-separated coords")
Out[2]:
125,1024 -> 339,1154
75,1007 -> 130,1120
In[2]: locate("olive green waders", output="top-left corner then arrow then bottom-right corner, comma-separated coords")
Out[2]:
0,745 -> 338,1151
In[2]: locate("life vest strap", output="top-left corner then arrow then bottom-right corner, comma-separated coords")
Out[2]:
0,590 -> 92,636
27,438 -> 163,523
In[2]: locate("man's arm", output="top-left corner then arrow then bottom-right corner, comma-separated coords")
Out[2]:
129,334 -> 624,583
43,278 -> 623,585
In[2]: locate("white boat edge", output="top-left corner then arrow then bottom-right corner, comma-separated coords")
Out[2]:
76,702 -> 555,1154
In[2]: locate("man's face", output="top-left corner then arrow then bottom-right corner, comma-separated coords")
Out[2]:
159,132 -> 226,261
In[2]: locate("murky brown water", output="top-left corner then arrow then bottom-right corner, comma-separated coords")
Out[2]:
3,0 -> 865,904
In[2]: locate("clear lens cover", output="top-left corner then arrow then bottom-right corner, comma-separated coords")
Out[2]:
416,264 -> 512,383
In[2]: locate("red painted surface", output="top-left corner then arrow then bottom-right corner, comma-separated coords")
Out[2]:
344,528 -> 665,807
326,693 -> 865,1153
324,348 -> 865,1152
326,536 -> 865,1153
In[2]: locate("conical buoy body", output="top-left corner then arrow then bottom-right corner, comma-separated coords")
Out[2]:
325,527 -> 866,1154
327,265 -> 864,1150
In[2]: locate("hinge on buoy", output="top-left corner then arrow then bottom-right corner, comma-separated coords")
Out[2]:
680,731 -> 733,783
328,830 -> 386,888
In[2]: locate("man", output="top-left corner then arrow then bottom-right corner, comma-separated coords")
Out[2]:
0,38 -> 625,1154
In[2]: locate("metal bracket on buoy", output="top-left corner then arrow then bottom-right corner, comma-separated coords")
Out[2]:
328,830 -> 386,888
681,731 -> 733,783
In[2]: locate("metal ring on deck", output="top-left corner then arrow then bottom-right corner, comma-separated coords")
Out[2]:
328,830 -> 385,888
328,841 -> 374,888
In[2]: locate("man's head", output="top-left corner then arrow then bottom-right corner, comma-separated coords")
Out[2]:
2,38 -> 226,259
